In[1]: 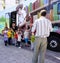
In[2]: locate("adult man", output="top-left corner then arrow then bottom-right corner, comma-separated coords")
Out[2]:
31,10 -> 53,63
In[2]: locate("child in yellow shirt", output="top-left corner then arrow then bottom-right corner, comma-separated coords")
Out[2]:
7,28 -> 12,45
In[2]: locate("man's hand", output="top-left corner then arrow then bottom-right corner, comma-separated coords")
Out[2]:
32,32 -> 34,36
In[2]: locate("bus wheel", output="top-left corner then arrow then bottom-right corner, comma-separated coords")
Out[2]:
47,36 -> 60,52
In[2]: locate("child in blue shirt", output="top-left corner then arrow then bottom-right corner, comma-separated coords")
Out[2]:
3,27 -> 8,46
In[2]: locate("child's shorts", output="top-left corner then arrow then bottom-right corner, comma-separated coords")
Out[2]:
24,38 -> 28,43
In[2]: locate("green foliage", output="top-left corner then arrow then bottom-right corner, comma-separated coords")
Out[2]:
0,16 -> 6,22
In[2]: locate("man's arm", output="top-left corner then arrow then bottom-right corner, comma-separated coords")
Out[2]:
19,18 -> 26,27
31,20 -> 37,35
49,21 -> 53,32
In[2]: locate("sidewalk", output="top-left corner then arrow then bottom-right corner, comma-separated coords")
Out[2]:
0,36 -> 60,63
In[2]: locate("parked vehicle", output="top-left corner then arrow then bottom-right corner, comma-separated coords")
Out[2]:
47,22 -> 60,52
9,0 -> 60,52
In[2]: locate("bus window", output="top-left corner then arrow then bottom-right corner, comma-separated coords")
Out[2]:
57,2 -> 60,14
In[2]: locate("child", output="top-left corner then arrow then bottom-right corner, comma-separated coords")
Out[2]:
11,29 -> 15,45
3,27 -> 8,46
7,28 -> 12,45
24,27 -> 29,46
31,35 -> 35,50
14,30 -> 18,46
17,29 -> 22,48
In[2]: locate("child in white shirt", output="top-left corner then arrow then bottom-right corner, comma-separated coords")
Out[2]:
24,27 -> 29,46
17,29 -> 22,48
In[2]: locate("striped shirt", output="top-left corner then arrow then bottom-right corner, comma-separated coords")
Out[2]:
31,16 -> 53,38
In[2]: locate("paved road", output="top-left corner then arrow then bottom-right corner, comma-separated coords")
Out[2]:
0,36 -> 60,63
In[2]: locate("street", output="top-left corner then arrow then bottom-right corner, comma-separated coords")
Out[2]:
0,36 -> 60,63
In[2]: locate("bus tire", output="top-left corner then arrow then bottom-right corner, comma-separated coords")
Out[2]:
47,36 -> 60,52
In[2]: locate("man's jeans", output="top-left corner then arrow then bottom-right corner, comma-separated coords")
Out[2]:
32,37 -> 47,63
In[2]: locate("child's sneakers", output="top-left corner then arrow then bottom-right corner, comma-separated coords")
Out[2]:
18,47 -> 21,48
25,43 -> 30,47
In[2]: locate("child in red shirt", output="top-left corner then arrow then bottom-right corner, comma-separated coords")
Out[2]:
14,30 -> 18,46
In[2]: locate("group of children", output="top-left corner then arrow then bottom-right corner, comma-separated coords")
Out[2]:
2,27 -> 21,47
2,26 -> 35,50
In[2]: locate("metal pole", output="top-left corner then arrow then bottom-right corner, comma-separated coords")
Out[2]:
49,0 -> 51,9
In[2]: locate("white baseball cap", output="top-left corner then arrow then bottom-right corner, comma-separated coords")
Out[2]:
40,10 -> 46,15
